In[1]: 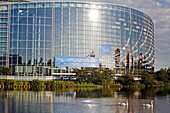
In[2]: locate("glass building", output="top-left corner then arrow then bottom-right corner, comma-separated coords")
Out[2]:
0,1 -> 154,77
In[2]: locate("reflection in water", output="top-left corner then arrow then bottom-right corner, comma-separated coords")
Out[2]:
0,90 -> 54,113
0,87 -> 169,113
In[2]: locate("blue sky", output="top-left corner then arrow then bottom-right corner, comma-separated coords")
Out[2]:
32,0 -> 170,71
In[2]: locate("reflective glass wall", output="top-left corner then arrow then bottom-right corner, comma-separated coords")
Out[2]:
0,2 -> 154,75
0,4 -> 9,67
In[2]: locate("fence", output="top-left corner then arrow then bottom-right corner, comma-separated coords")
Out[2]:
0,75 -> 54,81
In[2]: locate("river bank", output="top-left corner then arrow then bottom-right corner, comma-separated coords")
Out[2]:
0,86 -> 170,113
0,79 -> 103,88
0,79 -> 168,89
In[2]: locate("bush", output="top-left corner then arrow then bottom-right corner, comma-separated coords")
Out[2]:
4,80 -> 10,86
109,79 -> 115,87
154,80 -> 158,85
50,80 -> 56,87
9,80 -> 14,86
24,82 -> 30,86
31,79 -> 41,87
157,81 -> 165,86
131,81 -> 140,86
141,71 -> 154,86
44,81 -> 51,87
13,80 -> 17,86
19,82 -> 23,86
118,74 -> 136,86
55,81 -> 62,87
68,81 -> 75,87
0,79 -> 5,85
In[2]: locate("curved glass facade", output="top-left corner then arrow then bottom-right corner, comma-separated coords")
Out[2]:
0,1 -> 154,76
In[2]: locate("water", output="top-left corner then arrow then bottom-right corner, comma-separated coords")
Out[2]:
0,87 -> 169,113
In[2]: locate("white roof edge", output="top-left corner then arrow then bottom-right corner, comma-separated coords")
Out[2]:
1,0 -> 153,22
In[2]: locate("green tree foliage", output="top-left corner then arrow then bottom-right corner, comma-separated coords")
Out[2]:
1,66 -> 12,76
31,79 -> 41,87
118,73 -> 136,86
155,68 -> 169,83
141,71 -> 154,86
1,66 -> 12,79
75,69 -> 88,83
75,68 -> 113,86
166,67 -> 170,82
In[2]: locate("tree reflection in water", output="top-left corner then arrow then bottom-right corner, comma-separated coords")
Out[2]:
0,87 -> 169,113
75,87 -> 170,98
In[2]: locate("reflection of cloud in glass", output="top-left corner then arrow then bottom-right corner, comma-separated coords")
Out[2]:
89,10 -> 99,21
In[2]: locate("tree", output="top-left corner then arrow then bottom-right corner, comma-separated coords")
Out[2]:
166,67 -> 170,82
74,68 -> 88,84
141,71 -> 154,86
155,68 -> 168,83
1,66 -> 12,79
118,73 -> 135,86
31,79 -> 41,87
74,68 -> 113,85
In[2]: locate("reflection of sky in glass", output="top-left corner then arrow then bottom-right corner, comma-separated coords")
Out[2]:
0,2 -> 154,71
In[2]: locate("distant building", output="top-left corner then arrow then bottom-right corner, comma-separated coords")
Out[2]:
0,0 -> 154,79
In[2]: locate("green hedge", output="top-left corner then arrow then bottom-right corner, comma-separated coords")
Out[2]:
0,79 -> 78,88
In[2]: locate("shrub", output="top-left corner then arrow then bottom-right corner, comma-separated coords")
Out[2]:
0,79 -> 5,85
31,79 -> 41,87
141,72 -> 154,86
24,82 -> 30,86
118,75 -> 136,86
44,81 -> 51,87
19,82 -> 23,86
55,81 -> 62,87
109,79 -> 115,87
13,80 -> 17,86
9,80 -> 14,86
131,81 -> 140,86
157,81 -> 165,86
68,81 -> 75,87
50,80 -> 56,87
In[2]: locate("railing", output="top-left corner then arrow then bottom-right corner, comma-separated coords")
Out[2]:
0,75 -> 53,81
0,75 -> 77,81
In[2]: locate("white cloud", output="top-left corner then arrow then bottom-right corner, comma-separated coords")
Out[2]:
163,0 -> 170,4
